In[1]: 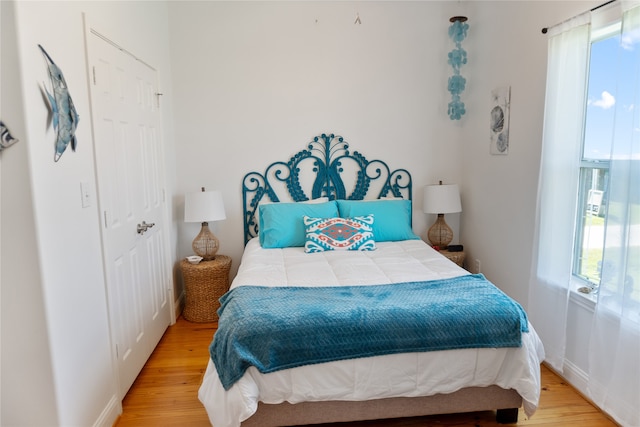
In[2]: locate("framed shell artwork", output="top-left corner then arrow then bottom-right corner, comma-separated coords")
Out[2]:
490,86 -> 511,155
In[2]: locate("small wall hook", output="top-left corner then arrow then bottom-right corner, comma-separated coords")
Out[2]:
354,12 -> 361,25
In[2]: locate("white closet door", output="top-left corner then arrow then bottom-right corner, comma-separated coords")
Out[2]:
87,30 -> 172,398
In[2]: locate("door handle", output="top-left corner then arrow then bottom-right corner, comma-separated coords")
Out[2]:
136,221 -> 156,235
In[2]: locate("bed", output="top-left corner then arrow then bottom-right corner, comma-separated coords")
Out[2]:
198,133 -> 545,427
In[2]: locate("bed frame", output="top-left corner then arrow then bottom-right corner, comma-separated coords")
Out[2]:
238,133 -> 522,425
242,133 -> 412,244
242,388 -> 521,426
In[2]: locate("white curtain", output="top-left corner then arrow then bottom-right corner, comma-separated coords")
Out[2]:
587,3 -> 640,426
528,13 -> 591,372
533,2 -> 640,426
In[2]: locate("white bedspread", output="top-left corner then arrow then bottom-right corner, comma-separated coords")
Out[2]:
198,238 -> 545,427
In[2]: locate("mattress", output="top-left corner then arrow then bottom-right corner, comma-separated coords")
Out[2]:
198,238 -> 545,427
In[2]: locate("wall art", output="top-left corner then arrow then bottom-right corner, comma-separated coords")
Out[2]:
490,86 -> 511,155
39,44 -> 79,162
447,17 -> 469,120
0,121 -> 19,152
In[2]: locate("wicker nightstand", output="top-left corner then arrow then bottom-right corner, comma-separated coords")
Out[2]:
181,255 -> 231,322
438,249 -> 466,268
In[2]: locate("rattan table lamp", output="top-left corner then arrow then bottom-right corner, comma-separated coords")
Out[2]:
423,181 -> 461,249
184,188 -> 226,260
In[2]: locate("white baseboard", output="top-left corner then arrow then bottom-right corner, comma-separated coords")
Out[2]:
174,290 -> 185,321
561,359 -> 589,396
558,360 -> 624,426
92,394 -> 121,427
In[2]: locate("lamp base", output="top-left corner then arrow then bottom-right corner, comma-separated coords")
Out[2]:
192,222 -> 220,261
427,214 -> 454,249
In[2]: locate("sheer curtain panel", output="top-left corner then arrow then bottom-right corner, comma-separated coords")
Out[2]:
533,2 -> 640,425
587,3 -> 640,426
528,14 -> 591,372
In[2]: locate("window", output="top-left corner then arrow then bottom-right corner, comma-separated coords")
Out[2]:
573,20 -> 639,305
573,25 -> 619,288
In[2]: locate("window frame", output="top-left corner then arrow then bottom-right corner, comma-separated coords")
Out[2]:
571,21 -> 621,291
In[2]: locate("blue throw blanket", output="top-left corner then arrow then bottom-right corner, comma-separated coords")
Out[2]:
211,274 -> 529,390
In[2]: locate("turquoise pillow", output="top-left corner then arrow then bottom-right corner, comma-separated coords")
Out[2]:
259,201 -> 339,248
336,199 -> 419,242
304,215 -> 376,253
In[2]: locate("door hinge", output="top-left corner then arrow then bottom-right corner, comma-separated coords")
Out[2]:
115,344 -> 119,359
103,211 -> 108,228
92,66 -> 97,85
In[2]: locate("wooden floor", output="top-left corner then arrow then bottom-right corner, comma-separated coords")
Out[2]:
115,316 -> 619,427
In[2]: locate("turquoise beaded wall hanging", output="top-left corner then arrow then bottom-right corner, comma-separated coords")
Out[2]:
447,16 -> 469,120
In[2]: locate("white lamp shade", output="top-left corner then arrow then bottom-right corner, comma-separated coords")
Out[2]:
184,190 -> 226,223
423,184 -> 462,214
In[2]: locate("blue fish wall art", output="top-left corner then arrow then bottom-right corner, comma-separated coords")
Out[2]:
39,44 -> 79,162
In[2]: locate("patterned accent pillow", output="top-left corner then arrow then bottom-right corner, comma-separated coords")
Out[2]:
303,215 -> 376,253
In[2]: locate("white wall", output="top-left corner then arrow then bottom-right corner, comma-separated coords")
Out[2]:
1,1 -> 59,424
168,1 -> 466,286
1,1 -> 176,426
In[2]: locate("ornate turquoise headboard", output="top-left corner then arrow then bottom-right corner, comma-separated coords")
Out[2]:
242,133 -> 412,244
